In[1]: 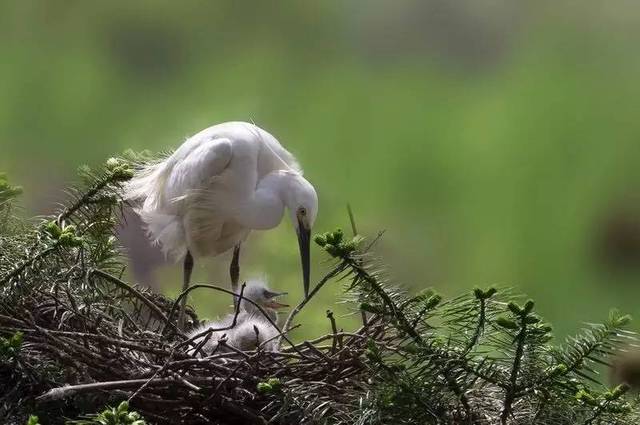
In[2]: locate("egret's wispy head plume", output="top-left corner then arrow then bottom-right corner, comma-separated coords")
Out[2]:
249,122 -> 302,174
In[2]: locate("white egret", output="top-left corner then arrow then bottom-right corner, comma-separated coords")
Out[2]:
187,279 -> 288,354
125,122 -> 317,329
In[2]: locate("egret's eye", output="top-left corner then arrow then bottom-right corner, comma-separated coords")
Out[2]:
299,207 -> 307,216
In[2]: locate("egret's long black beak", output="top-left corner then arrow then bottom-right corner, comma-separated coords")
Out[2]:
297,219 -> 311,298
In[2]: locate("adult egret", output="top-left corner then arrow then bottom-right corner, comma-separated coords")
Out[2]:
187,279 -> 288,354
125,122 -> 317,329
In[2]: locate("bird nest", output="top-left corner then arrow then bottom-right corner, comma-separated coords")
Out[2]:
0,160 -> 375,424
1,267 -> 374,424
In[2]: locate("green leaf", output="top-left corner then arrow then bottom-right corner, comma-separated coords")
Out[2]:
105,157 -> 121,170
507,302 -> 523,316
524,315 -> 541,324
117,400 -> 129,414
576,389 -> 598,406
611,383 -> 630,398
257,382 -> 273,394
484,287 -> 497,298
546,363 -> 567,376
523,300 -> 535,314
473,287 -> 484,300
26,415 -> 40,425
496,316 -> 519,330
43,221 -> 63,239
267,377 -> 282,391
10,331 -> 23,348
424,294 -> 442,309
313,234 -> 327,247
609,310 -> 632,327
111,166 -> 134,181
473,286 -> 497,300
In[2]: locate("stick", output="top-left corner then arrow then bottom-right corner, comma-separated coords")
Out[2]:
36,377 -> 216,402
174,283 -> 246,351
326,310 -> 338,354
91,269 -> 181,336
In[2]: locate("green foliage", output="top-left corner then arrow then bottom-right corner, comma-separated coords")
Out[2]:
26,415 -> 41,425
257,377 -> 283,395
42,221 -> 84,248
0,173 -> 23,203
69,401 -> 146,425
0,173 -> 23,235
1,160 -> 639,424
314,228 -> 364,258
0,156 -> 155,423
266,377 -> 282,391
0,331 -> 23,363
315,228 -> 640,424
0,154 -> 142,293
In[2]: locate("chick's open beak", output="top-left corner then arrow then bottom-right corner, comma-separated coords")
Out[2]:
264,290 -> 289,309
297,218 -> 311,298
264,300 -> 289,309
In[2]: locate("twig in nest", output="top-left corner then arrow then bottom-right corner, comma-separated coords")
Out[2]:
174,283 -> 247,351
90,268 -> 181,336
36,377 -> 216,403
326,310 -> 339,354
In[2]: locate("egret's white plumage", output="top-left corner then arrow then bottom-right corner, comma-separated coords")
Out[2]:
187,279 -> 287,354
125,122 -> 318,324
126,122 -> 316,259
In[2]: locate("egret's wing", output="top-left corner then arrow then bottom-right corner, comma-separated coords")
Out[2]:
164,138 -> 233,203
126,138 -> 232,260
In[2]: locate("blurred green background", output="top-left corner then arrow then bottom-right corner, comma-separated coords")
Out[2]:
1,1 -> 639,339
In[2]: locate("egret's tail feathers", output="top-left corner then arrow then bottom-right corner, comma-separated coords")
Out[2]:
124,162 -> 167,210
137,209 -> 186,260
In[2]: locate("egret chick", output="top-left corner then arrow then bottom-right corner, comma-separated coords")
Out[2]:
187,279 -> 288,355
125,121 -> 318,330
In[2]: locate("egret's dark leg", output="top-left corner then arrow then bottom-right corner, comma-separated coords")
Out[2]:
230,244 -> 241,304
178,250 -> 194,331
